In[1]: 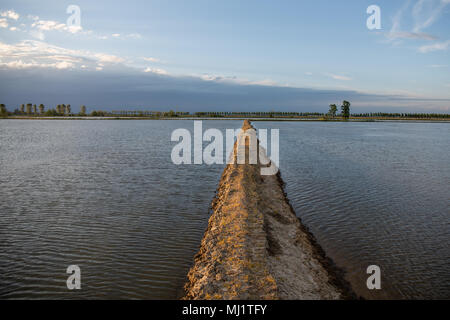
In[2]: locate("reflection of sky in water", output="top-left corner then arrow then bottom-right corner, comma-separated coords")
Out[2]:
0,120 -> 449,299
255,121 -> 450,299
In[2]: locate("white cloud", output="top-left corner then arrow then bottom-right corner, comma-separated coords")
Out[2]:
419,40 -> 450,52
144,67 -> 168,75
389,1 -> 412,36
143,57 -> 160,63
0,60 -> 36,69
305,72 -> 313,76
0,40 -> 125,71
94,53 -> 124,63
9,26 -> 17,31
32,19 -> 82,34
412,0 -> 449,33
249,79 -> 278,86
32,20 -> 66,31
66,25 -> 83,34
386,31 -> 437,40
327,73 -> 352,81
53,61 -> 75,69
29,17 -> 113,40
1,9 -> 19,20
30,30 -> 45,40
0,18 -> 8,28
5,10 -> 142,43
127,33 -> 142,39
196,73 -> 288,87
111,33 -> 142,39
0,59 -> 74,70
429,64 -> 448,67
386,0 -> 449,44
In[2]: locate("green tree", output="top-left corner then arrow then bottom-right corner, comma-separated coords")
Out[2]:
33,104 -> 37,114
39,104 -> 45,114
328,104 -> 337,118
20,104 -> 25,114
66,104 -> 71,115
26,103 -> 32,115
80,105 -> 86,116
0,104 -> 7,117
341,100 -> 351,119
45,108 -> 57,116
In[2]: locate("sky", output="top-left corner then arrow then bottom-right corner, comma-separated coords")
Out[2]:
0,0 -> 449,113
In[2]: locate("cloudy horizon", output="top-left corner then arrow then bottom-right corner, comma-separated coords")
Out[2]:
1,0 -> 449,113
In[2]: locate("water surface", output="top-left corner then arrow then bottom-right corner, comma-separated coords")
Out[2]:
0,119 -> 449,299
0,120 -> 233,299
255,121 -> 449,299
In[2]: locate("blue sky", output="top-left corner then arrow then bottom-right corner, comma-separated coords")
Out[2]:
0,0 -> 449,112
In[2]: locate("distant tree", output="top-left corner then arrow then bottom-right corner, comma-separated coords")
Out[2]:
39,104 -> 45,114
61,104 -> 66,115
328,104 -> 337,118
56,105 -> 61,114
26,103 -> 32,115
66,104 -> 71,115
45,108 -> 58,116
80,105 -> 86,116
0,104 -> 7,117
341,100 -> 351,119
33,104 -> 37,114
20,104 -> 25,114
88,110 -> 106,117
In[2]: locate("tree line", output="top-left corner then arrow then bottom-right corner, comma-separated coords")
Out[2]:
0,103 -> 88,117
351,112 -> 450,119
110,110 -> 189,117
193,111 -> 302,117
1,102 -> 450,119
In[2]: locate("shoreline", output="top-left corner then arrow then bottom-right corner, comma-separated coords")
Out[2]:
2,116 -> 450,123
274,171 -> 356,299
183,120 -> 356,300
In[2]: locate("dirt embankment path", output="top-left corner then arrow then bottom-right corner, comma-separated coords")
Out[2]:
184,120 -> 355,300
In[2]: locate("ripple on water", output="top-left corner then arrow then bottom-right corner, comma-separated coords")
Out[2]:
1,120 -> 449,299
